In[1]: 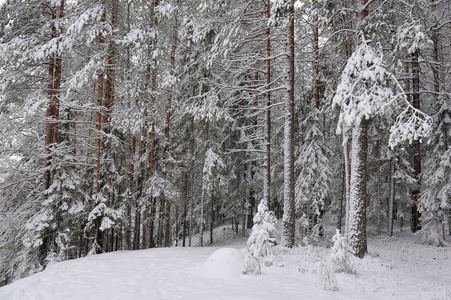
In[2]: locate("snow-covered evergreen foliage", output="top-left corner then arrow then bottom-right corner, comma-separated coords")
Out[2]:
419,101 -> 451,247
333,40 -> 395,136
295,108 -> 332,218
318,262 -> 338,291
242,253 -> 261,275
333,38 -> 431,146
247,199 -> 277,259
329,229 -> 355,274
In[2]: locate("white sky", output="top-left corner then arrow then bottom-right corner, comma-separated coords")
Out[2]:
0,0 -> 5,8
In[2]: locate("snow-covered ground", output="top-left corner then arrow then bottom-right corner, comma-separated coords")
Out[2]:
1,227 -> 450,300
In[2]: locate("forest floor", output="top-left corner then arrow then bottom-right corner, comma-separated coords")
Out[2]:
1,226 -> 450,300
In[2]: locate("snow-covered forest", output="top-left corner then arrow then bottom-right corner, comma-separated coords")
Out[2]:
0,0 -> 450,292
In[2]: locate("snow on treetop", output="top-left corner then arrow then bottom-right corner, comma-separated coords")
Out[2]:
333,42 -> 393,135
334,40 -> 432,147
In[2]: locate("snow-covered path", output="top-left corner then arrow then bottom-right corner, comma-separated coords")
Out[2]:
1,231 -> 450,300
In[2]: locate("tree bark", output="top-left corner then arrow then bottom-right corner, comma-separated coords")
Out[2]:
388,154 -> 395,237
282,1 -> 296,248
346,0 -> 369,258
411,50 -> 421,233
312,0 -> 320,110
348,118 -> 368,258
41,0 -> 64,264
263,0 -> 271,211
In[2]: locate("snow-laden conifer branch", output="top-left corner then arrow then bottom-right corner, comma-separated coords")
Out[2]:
333,41 -> 432,146
388,77 -> 432,148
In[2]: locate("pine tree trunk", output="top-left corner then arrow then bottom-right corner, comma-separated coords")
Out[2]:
41,0 -> 64,264
210,193 -> 214,245
338,161 -> 345,232
164,195 -> 171,247
188,118 -> 194,247
388,154 -> 395,237
346,0 -> 369,258
161,0 -> 178,248
182,174 -> 188,247
133,208 -> 141,250
411,50 -> 421,233
149,197 -> 156,247
282,1 -> 296,248
348,118 -> 368,258
312,0 -> 320,110
263,0 -> 271,210
200,183 -> 204,247
343,132 -> 351,237
91,2 -> 106,252
103,0 -> 117,134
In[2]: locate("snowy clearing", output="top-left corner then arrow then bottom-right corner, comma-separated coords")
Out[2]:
1,229 -> 450,300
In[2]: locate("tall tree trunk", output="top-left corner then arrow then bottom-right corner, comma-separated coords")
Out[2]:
103,0 -> 117,134
182,173 -> 188,247
188,118 -> 194,247
282,1 -> 295,248
162,0 -> 178,248
147,0 -> 160,248
124,0 -> 133,251
263,0 -> 271,211
91,2 -> 106,253
338,160 -> 345,231
388,153 -> 395,237
312,0 -> 320,110
411,50 -> 421,233
343,137 -> 351,237
347,0 -> 369,258
41,0 -> 64,264
348,118 -> 368,258
210,192 -> 214,245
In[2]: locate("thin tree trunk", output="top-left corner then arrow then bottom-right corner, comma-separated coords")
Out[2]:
147,0 -> 159,247
103,0 -> 117,134
411,50 -> 421,233
188,118 -> 194,247
388,153 -> 395,237
282,1 -> 295,248
91,3 -> 106,253
263,0 -> 271,211
312,0 -> 320,110
210,192 -> 214,245
41,0 -> 64,264
162,0 -> 178,248
182,173 -> 188,247
149,197 -> 156,247
338,161 -> 345,232
347,0 -> 369,258
133,208 -> 141,250
200,179 -> 204,247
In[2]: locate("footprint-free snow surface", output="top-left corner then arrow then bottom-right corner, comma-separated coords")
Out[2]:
1,231 -> 451,300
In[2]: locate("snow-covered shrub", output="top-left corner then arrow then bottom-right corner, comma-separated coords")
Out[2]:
418,141 -> 451,247
247,199 -> 277,258
329,229 -> 356,274
419,213 -> 447,247
242,253 -> 261,275
318,262 -> 338,291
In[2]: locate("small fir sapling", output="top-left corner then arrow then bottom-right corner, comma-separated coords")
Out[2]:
242,253 -> 261,275
329,229 -> 356,274
246,199 -> 277,267
318,262 -> 338,291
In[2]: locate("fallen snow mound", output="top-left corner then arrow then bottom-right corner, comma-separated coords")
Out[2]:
198,248 -> 244,279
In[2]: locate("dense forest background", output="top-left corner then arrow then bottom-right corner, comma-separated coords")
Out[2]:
0,0 -> 450,284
